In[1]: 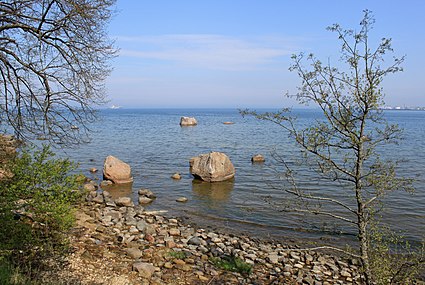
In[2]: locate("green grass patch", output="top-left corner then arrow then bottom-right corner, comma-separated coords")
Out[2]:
168,250 -> 187,260
210,255 -> 252,275
0,257 -> 31,285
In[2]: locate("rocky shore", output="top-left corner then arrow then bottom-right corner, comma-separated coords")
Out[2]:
56,188 -> 362,285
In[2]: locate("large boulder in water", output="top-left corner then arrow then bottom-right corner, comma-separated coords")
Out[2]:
103,155 -> 133,184
189,152 -> 235,182
180,116 -> 197,126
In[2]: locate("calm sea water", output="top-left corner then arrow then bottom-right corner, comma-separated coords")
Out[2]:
60,108 -> 425,245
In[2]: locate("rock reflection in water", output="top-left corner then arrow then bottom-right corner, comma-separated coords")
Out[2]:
102,182 -> 133,200
191,179 -> 234,209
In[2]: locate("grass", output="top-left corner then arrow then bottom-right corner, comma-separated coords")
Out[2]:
0,258 -> 31,285
168,250 -> 188,260
210,255 -> 252,275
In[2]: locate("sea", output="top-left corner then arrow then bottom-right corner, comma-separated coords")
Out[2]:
59,108 -> 425,246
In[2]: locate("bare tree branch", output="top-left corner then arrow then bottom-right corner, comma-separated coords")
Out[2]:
0,0 -> 117,145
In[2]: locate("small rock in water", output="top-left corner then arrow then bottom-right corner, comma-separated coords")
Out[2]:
89,167 -> 98,173
138,188 -> 156,198
251,154 -> 265,163
176,197 -> 188,203
138,196 -> 153,204
180,116 -> 197,126
171,172 -> 182,180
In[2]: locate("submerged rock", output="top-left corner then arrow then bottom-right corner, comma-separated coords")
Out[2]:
189,152 -> 235,182
176,197 -> 188,203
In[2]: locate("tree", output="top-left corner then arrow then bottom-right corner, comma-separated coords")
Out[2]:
0,0 -> 116,144
243,10 -> 419,284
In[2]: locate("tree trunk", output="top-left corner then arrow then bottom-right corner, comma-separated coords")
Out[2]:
359,215 -> 372,284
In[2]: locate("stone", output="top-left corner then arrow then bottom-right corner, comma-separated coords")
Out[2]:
103,155 -> 133,184
115,196 -> 134,207
189,152 -> 235,182
83,183 -> 97,192
166,239 -> 176,248
169,228 -> 181,236
188,236 -> 202,246
171,172 -> 182,180
100,180 -> 113,187
176,197 -> 188,203
251,154 -> 265,163
126,247 -> 143,259
180,116 -> 197,126
163,262 -> 173,269
303,275 -> 315,285
138,188 -> 156,198
267,253 -> 279,264
136,221 -> 148,232
89,167 -> 98,173
138,197 -> 153,204
92,194 -> 104,204
145,234 -> 155,243
132,262 -> 156,279
223,121 -> 234,125
106,276 -> 131,285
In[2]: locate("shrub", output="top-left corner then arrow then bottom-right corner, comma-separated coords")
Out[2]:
369,225 -> 425,284
0,145 -> 82,279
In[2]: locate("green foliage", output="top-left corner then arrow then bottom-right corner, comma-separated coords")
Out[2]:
0,256 -> 31,285
0,145 -> 82,276
210,255 -> 252,275
368,225 -> 425,284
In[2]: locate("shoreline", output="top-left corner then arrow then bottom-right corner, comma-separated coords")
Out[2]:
56,188 -> 363,284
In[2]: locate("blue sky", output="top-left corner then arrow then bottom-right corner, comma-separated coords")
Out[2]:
106,1 -> 425,108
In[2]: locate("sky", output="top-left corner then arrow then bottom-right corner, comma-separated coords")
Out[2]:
106,0 -> 425,108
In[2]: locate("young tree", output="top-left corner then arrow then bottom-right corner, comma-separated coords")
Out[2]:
0,0 -> 116,144
243,10 -> 416,284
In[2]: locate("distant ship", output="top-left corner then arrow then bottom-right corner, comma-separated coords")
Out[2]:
109,105 -> 122,109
